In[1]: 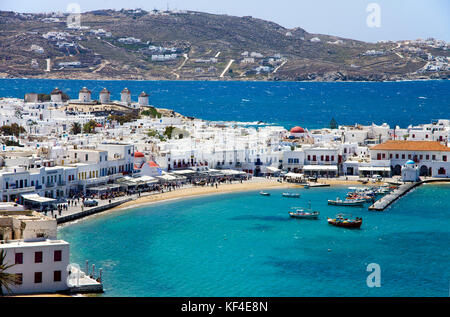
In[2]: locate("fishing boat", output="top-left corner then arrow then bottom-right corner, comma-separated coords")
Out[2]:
327,214 -> 362,228
328,197 -> 365,206
282,192 -> 300,198
259,191 -> 270,196
289,209 -> 320,219
288,202 -> 319,219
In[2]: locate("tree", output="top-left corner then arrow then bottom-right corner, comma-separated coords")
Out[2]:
141,107 -> 161,118
108,114 -> 140,125
163,126 -> 175,139
70,122 -> 82,135
0,123 -> 26,137
83,120 -> 97,134
329,118 -> 338,129
0,250 -> 20,296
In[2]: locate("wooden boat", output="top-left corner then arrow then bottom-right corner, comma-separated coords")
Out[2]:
282,192 -> 300,198
327,214 -> 362,228
259,191 -> 270,196
328,198 -> 365,206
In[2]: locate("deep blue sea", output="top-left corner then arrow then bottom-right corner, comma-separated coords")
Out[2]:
59,184 -> 450,297
1,79 -> 449,129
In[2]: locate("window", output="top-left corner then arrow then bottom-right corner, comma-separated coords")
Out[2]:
395,154 -> 399,159
54,270 -> 62,282
401,154 -> 405,159
54,250 -> 62,262
444,156 -> 447,162
426,155 -> 430,160
15,253 -> 23,265
35,251 -> 43,263
432,155 -> 436,160
34,272 -> 42,283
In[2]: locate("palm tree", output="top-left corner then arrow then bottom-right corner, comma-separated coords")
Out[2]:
0,249 -> 20,296
70,122 -> 82,135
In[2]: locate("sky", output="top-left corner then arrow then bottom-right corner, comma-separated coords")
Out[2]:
1,0 -> 449,42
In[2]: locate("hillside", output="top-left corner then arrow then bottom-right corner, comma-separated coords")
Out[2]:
0,9 -> 448,81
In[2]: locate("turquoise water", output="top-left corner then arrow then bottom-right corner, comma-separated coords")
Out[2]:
59,184 -> 450,297
1,79 -> 449,128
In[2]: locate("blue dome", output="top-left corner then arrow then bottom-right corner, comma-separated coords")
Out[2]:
406,160 -> 415,165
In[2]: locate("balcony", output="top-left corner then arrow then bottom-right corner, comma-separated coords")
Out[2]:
1,186 -> 36,195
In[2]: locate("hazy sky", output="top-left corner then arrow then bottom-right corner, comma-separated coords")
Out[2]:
1,0 -> 449,42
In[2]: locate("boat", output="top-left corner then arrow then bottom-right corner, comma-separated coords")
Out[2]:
304,184 -> 310,189
308,183 -> 330,188
327,198 -> 365,206
259,191 -> 270,196
282,192 -> 300,198
327,214 -> 362,228
288,202 -> 319,219
289,210 -> 320,219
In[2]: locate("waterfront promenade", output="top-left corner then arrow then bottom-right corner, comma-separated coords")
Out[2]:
55,177 -> 288,224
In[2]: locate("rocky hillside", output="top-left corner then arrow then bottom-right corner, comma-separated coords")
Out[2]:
0,9 -> 448,81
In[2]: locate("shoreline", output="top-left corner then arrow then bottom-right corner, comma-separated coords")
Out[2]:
58,179 -> 289,226
1,77 -> 448,83
110,179 -> 289,212
57,179 -> 450,226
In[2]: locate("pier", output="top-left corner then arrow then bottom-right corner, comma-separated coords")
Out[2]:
369,178 -> 450,211
56,197 -> 133,224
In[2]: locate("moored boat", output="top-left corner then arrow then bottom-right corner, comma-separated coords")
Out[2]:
328,197 -> 365,206
289,210 -> 320,219
327,214 -> 362,228
260,191 -> 270,196
282,192 -> 300,198
288,202 -> 319,219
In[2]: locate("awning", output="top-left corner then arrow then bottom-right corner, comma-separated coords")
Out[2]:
359,166 -> 391,172
171,170 -> 196,175
303,165 -> 338,171
266,166 -> 280,173
132,176 -> 159,184
21,194 -> 56,203
221,169 -> 246,176
285,172 -> 304,179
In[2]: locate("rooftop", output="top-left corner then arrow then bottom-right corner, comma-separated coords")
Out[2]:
370,140 -> 450,152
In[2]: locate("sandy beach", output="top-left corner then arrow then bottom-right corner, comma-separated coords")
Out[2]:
110,178 -> 289,212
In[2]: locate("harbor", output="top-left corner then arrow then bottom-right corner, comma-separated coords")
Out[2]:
369,178 -> 450,211
58,183 -> 450,297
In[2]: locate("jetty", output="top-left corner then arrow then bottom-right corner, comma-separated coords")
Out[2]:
369,178 -> 450,211
56,197 -> 133,224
